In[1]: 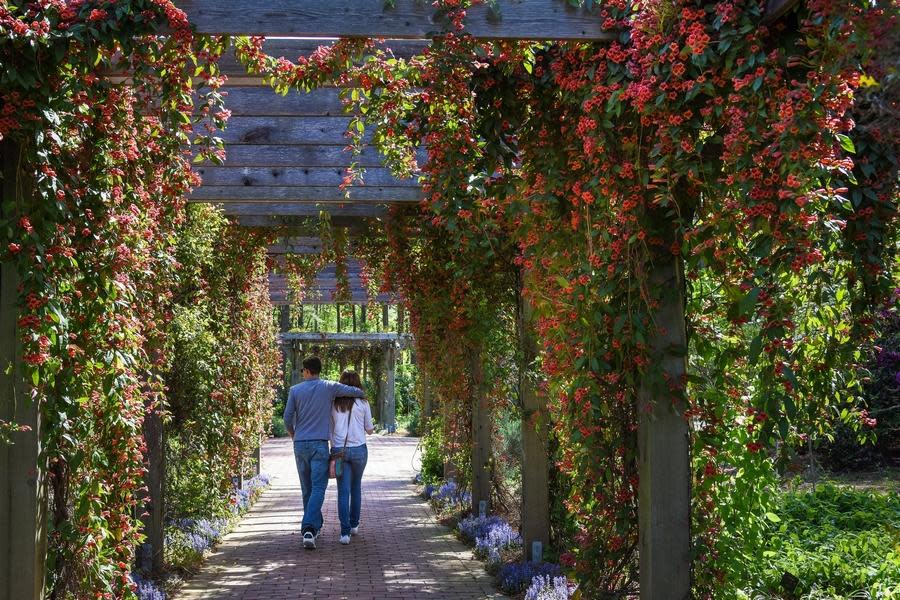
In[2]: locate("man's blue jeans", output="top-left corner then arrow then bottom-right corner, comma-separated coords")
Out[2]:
293,440 -> 329,534
331,444 -> 368,536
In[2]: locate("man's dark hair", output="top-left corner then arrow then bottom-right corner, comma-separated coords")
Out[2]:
302,356 -> 322,375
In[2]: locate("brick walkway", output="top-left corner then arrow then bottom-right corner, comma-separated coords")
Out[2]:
176,436 -> 502,600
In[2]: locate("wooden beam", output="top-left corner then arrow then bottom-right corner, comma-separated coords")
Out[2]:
470,343 -> 491,515
216,203 -> 391,218
383,344 -> 397,433
280,332 -> 410,343
638,211 -> 691,598
213,116 -> 370,145
232,214 -> 379,229
203,144 -> 402,168
181,0 -> 616,40
195,166 -> 417,188
141,406 -> 165,574
217,39 -> 429,79
221,87 -> 347,117
190,186 -> 422,202
518,282 -> 550,559
1,141 -> 47,600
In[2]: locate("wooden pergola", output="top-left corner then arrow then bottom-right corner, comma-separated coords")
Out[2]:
1,3 -> 694,599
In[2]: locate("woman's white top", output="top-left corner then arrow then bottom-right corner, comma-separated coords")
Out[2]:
330,398 -> 373,448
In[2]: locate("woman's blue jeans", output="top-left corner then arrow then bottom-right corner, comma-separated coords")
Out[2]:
331,444 -> 368,536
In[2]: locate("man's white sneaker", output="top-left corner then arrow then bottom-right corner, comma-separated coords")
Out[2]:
350,526 -> 359,535
340,534 -> 351,545
302,531 -> 316,550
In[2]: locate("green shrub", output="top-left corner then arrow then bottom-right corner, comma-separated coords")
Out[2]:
747,483 -> 900,599
419,418 -> 445,485
271,415 -> 288,438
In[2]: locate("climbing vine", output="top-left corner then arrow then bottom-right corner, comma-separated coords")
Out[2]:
0,2 -> 272,597
237,0 -> 897,592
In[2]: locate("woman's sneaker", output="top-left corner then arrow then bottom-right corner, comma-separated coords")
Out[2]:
350,526 -> 359,535
302,531 -> 316,550
340,535 -> 351,545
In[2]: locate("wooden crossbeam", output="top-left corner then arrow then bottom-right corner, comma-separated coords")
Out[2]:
280,332 -> 410,343
220,87 -> 346,117
218,39 -> 429,80
181,0 -> 615,40
232,214 -> 381,228
198,145 -> 425,168
211,116 -> 369,145
191,186 -> 421,202
219,203 -> 390,217
195,166 -> 417,188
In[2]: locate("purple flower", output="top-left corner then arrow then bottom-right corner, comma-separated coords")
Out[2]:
524,575 -> 575,600
498,562 -> 563,595
130,573 -> 166,600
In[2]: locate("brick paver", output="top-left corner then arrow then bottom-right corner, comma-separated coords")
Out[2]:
176,436 -> 502,600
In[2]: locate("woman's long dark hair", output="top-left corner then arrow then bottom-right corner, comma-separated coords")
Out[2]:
334,370 -> 363,413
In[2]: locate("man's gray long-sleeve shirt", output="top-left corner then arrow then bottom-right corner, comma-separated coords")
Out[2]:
283,378 -> 365,442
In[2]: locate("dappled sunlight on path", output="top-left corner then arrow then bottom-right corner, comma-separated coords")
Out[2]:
176,436 -> 501,599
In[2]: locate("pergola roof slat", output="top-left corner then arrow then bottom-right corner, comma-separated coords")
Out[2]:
212,116 -> 369,146
220,203 -> 390,217
190,186 -> 422,202
217,39 -> 430,80
195,166 -> 416,188
181,0 -> 615,40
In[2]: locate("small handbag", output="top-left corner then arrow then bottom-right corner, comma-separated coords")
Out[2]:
329,408 -> 353,479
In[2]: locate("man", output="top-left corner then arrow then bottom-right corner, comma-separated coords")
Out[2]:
284,356 -> 366,549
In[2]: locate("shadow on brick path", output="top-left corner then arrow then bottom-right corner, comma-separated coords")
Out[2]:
176,436 -> 503,600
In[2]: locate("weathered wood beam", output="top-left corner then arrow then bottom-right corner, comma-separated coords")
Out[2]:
231,214 -> 381,229
1,141 -> 47,600
140,406 -> 165,574
190,186 -> 422,202
181,0 -> 616,40
638,208 -> 691,598
195,166 -> 417,188
216,203 -> 390,218
280,332 -> 410,343
201,144 -> 402,168
518,282 -> 549,559
217,39 -> 430,79
382,344 -> 397,432
221,87 -> 347,117
470,343 -> 491,515
212,116 -> 370,145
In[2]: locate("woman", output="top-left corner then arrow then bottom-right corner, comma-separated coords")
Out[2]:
330,370 -> 374,545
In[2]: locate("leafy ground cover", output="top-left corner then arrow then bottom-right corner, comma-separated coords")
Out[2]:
743,482 -> 899,599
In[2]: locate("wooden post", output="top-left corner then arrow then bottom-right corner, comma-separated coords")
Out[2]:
470,344 -> 491,515
381,303 -> 389,331
141,405 -> 165,574
352,304 -> 357,332
518,281 -> 550,556
397,305 -> 405,334
383,343 -> 396,433
638,214 -> 691,598
297,304 -> 304,329
252,437 -> 262,476
336,304 -> 342,332
279,305 -> 290,332
0,140 -> 47,600
291,342 -> 302,385
360,304 -> 367,332
372,355 -> 383,424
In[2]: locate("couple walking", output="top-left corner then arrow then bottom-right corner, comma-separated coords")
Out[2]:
283,356 -> 374,549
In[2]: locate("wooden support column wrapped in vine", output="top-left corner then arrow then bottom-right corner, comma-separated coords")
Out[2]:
637,250 -> 691,597
518,278 -> 550,556
141,405 -> 165,574
470,342 -> 491,515
0,140 -> 47,600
